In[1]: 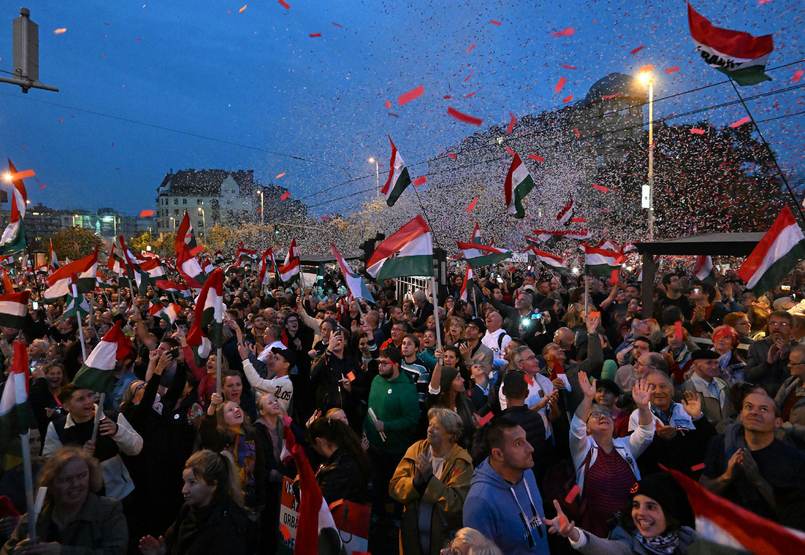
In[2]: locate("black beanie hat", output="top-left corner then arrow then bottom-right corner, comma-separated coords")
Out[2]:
629,473 -> 694,529
439,366 -> 460,392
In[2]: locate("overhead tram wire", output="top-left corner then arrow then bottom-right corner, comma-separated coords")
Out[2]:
306,92 -> 805,210
304,59 -> 805,200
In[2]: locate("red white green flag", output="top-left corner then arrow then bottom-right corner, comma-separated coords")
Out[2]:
331,243 -> 374,302
187,268 -> 224,363
688,2 -> 774,86
366,216 -> 433,280
381,136 -> 412,207
176,239 -> 207,288
279,239 -> 300,282
175,211 -> 203,257
738,206 -> 805,294
693,255 -> 717,285
0,341 -> 36,452
531,248 -> 569,276
73,322 -> 134,393
0,159 -> 28,256
504,153 -> 536,219
44,248 -> 98,301
456,241 -> 512,269
460,264 -> 472,302
584,245 -> 624,277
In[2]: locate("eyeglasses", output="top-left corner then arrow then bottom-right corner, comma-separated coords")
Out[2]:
770,321 -> 790,327
378,360 -> 393,366
787,362 -> 805,368
587,411 -> 612,421
520,355 -> 537,362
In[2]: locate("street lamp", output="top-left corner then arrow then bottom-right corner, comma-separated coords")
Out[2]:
368,157 -> 379,197
170,216 -> 175,233
639,71 -> 655,241
197,207 -> 206,238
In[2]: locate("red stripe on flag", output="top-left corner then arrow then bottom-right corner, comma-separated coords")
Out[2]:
447,107 -> 483,126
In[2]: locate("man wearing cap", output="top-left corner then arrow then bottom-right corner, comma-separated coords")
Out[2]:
680,349 -> 734,429
459,318 -> 494,375
239,342 -> 295,414
745,310 -> 797,397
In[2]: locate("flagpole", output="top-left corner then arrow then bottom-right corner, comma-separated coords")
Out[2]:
20,430 -> 37,544
471,276 -> 478,317
430,277 -> 443,352
91,394 -> 105,442
216,347 -> 222,394
584,274 -> 589,315
728,78 -> 805,224
77,315 -> 87,362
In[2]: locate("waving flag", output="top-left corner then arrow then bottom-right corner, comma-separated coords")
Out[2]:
460,264 -> 472,302
556,197 -> 575,226
0,289 -> 29,329
531,248 -> 569,276
688,2 -> 774,86
504,153 -> 536,218
175,211 -> 203,257
176,239 -> 207,288
279,239 -> 300,282
63,274 -> 90,320
48,239 -> 59,271
154,279 -> 192,299
149,301 -> 181,326
585,245 -> 624,277
0,159 -> 28,256
331,243 -> 374,302
533,228 -> 592,241
738,206 -> 805,294
457,241 -> 512,269
73,322 -> 133,393
366,215 -> 433,279
291,443 -> 343,555
44,248 -> 98,301
187,268 -> 224,364
693,255 -> 717,285
0,341 -> 36,452
259,249 -> 275,286
381,136 -> 413,207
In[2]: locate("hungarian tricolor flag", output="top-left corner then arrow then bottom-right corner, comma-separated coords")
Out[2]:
366,215 -> 433,280
0,289 -> 29,329
470,222 -> 482,244
381,136 -> 412,207
584,245 -> 624,277
258,249 -> 275,286
2,270 -> 15,294
73,322 -> 134,393
460,264 -> 472,302
63,274 -> 90,320
149,301 -> 181,326
0,159 -> 28,256
504,153 -> 536,219
688,2 -> 774,86
556,197 -> 575,226
738,206 -> 805,294
187,268 -> 224,364
665,466 -> 805,555
175,211 -> 203,257
48,239 -> 59,271
331,243 -> 374,302
456,241 -> 512,269
533,228 -> 592,241
44,248 -> 98,301
236,242 -> 258,264
291,443 -> 343,555
0,341 -> 36,453
176,238 -> 207,288
693,255 -> 717,285
278,239 -> 300,283
531,248 -> 569,276
154,279 -> 192,299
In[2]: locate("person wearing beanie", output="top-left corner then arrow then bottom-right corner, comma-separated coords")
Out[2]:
545,472 -> 699,554
426,352 -> 478,452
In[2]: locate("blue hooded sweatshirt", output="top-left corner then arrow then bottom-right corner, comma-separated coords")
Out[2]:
463,458 -> 549,555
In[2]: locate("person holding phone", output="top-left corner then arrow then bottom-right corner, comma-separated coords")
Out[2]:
310,325 -> 363,427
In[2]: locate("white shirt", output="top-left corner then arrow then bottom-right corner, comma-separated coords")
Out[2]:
482,329 -> 511,361
242,359 -> 294,414
498,372 -> 556,438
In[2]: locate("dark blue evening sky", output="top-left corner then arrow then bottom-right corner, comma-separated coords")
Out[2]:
0,0 -> 802,217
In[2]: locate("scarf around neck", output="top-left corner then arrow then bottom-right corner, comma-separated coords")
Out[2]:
635,530 -> 681,555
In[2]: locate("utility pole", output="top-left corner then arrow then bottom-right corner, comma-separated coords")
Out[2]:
0,9 -> 59,93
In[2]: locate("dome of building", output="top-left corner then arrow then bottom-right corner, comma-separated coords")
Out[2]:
584,72 -> 644,105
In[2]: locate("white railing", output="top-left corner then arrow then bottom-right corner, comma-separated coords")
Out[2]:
396,276 -> 431,303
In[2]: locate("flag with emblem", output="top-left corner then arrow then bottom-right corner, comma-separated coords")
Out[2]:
366,215 -> 433,279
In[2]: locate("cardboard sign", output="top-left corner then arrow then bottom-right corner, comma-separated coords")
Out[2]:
278,477 -> 298,554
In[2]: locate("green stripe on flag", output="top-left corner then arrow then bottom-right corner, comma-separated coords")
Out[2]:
386,167 -> 412,207
376,254 -> 433,280
750,241 -> 805,295
466,251 -> 512,269
585,263 -> 619,277
73,365 -> 118,393
716,65 -> 771,86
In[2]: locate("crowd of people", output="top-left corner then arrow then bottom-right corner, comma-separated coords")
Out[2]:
2,259 -> 805,555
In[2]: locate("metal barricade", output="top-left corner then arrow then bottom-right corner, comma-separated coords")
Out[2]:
396,276 -> 431,303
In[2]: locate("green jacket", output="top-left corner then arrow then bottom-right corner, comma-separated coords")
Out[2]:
363,371 -> 420,453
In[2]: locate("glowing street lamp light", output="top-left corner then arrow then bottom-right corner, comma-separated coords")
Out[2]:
368,157 -> 379,197
639,71 -> 655,241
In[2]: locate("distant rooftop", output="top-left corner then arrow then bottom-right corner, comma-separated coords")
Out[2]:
158,169 -> 256,196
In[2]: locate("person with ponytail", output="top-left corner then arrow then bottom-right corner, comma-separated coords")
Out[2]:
307,416 -> 371,505
139,450 -> 256,555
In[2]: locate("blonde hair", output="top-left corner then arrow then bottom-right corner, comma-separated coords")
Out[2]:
39,446 -> 103,506
452,528 -> 502,555
185,449 -> 244,506
427,407 -> 463,444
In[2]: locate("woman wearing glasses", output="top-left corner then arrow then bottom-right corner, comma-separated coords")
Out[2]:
568,371 -> 655,539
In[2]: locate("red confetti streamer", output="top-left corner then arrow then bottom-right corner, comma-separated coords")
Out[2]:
691,463 -> 706,472
490,20 -> 502,26
464,92 -> 476,98
630,46 -> 645,55
276,173 -> 286,178
467,196 -> 478,213
555,76 -> 567,93
562,94 -> 573,103
573,128 -> 580,138
639,64 -> 654,72
464,69 -> 475,82
447,153 -> 457,159
529,154 -> 545,162
321,216 -> 330,221
279,0 -> 290,8
398,85 -> 424,106
239,5 -> 247,13
331,22 -> 342,28
135,37 -> 141,40
281,191 -> 291,200
564,485 -> 581,504
602,92 -> 621,99
675,321 -> 684,341
571,217 -> 586,223
443,95 -> 452,99
506,112 -> 516,134
549,27 -> 574,37
385,100 -> 391,109
593,184 -> 609,193
54,29 -> 66,35
793,70 -> 804,82
466,44 -> 475,54
665,66 -> 680,74
562,64 -> 577,70
447,107 -> 482,126
730,116 -> 751,128
140,210 -> 155,217
477,411 -> 494,426
505,146 -> 515,156
690,128 -> 705,135
387,113 -> 400,118
309,33 -> 321,37
413,176 -> 427,186
11,170 -> 35,180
